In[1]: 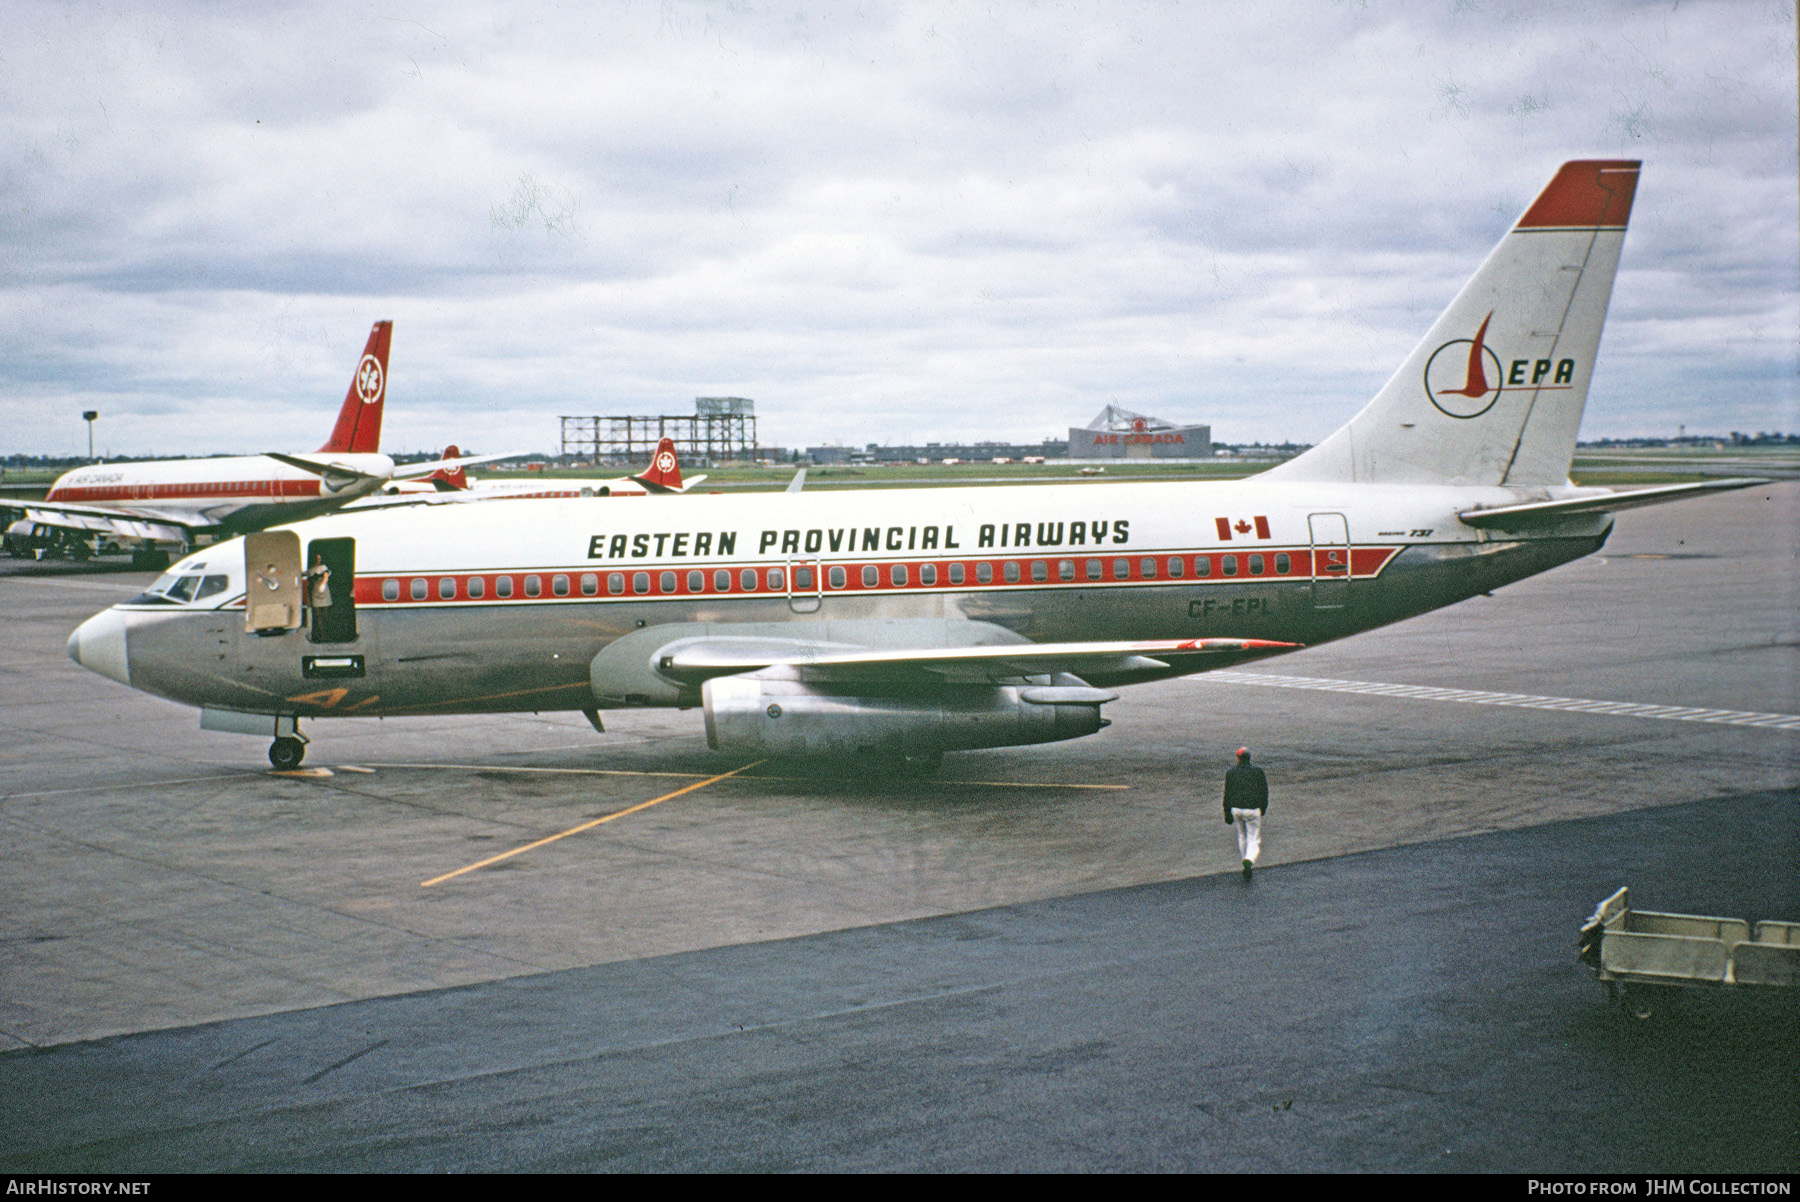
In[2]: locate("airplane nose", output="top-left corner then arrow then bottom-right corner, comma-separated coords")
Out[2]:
68,609 -> 131,686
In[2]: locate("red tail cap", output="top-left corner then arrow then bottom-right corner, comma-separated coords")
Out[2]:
319,320 -> 392,454
1516,161 -> 1639,230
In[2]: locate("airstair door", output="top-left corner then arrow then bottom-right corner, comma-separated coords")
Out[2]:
1307,513 -> 1351,609
243,530 -> 304,633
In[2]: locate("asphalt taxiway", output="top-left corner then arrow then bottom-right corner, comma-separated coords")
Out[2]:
0,483 -> 1795,1170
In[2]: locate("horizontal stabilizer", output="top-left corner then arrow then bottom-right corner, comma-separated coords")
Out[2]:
1458,477 -> 1769,528
390,450 -> 527,479
262,452 -> 387,487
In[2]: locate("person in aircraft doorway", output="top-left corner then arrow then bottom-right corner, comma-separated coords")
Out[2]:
305,554 -> 332,640
1223,747 -> 1269,881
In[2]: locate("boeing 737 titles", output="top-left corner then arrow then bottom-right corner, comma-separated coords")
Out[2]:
9,322 -> 508,567
67,161 -> 1765,772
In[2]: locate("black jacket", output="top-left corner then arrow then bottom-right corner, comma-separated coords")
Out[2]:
1223,762 -> 1269,819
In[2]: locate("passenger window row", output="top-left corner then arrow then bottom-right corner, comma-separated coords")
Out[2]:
375,551 -> 1306,602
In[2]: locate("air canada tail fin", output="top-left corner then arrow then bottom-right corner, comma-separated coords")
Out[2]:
424,444 -> 470,491
318,321 -> 393,455
632,437 -> 685,492
1265,161 -> 1639,487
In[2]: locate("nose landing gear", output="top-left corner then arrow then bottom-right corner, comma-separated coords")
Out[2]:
269,735 -> 308,771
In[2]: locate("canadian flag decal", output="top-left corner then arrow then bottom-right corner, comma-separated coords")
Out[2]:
1215,516 -> 1271,541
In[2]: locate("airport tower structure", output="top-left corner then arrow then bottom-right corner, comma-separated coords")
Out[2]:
561,398 -> 758,466
1068,404 -> 1210,460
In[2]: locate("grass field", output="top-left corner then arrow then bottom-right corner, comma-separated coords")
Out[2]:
4,445 -> 1792,499
594,445 -> 1798,491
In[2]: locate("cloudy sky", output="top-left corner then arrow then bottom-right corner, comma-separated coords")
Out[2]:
3,0 -> 1794,459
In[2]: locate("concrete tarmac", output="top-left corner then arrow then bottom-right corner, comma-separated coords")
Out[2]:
0,482 -> 1795,1169
0,791 -> 1793,1172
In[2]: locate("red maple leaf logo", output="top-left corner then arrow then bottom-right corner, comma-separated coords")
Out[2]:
1234,520 -> 1252,534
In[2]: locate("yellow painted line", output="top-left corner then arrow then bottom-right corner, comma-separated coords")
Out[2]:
363,762 -> 710,780
1,772 -> 262,802
420,759 -> 767,888
738,775 -> 1129,791
0,577 -> 147,593
933,778 -> 1127,791
360,762 -> 1127,791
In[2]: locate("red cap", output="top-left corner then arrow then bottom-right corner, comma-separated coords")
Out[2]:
1516,160 -> 1639,230
1236,746 -> 1249,758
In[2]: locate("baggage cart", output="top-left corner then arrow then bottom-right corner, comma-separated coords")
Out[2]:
1577,887 -> 1798,1020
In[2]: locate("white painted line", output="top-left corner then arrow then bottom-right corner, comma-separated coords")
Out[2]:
1190,670 -> 1800,731
0,576 -> 146,593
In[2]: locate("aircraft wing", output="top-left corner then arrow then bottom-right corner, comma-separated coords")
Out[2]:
655,635 -> 1299,688
16,503 -> 200,544
1457,477 -> 1770,528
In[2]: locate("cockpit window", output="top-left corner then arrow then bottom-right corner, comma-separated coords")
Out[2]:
134,567 -> 233,606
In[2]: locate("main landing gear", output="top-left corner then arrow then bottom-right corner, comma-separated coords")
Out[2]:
269,736 -> 307,771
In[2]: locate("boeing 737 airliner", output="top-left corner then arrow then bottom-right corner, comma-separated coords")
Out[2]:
67,161 -> 1763,771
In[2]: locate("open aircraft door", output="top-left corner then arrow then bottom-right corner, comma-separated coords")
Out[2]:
304,537 -> 358,644
787,558 -> 822,614
243,530 -> 303,633
1308,513 -> 1351,609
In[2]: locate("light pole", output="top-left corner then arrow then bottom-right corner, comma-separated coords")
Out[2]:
82,411 -> 98,462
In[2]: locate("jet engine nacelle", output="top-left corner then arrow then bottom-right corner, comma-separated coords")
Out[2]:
701,674 -> 1114,757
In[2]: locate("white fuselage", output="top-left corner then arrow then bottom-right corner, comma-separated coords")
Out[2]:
70,476 -> 1612,721
44,454 -> 396,530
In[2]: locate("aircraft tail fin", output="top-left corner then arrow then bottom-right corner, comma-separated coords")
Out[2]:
632,437 -> 686,492
424,444 -> 470,491
318,321 -> 393,454
1265,161 -> 1639,487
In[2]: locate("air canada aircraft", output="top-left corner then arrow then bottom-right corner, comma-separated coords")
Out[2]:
359,437 -> 704,505
68,160 -> 1763,771
9,322 -> 505,567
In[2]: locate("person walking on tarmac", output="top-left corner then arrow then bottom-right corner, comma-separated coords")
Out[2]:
1223,746 -> 1269,881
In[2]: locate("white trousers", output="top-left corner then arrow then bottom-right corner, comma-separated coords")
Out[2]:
1231,808 -> 1263,863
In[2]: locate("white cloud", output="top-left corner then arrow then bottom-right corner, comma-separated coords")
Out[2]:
1,0 -> 1794,458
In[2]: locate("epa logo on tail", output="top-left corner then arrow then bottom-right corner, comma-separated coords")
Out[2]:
1422,312 -> 1505,419
1424,311 -> 1579,420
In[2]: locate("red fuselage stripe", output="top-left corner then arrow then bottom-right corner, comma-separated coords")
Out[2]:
348,546 -> 1401,606
47,479 -> 324,503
